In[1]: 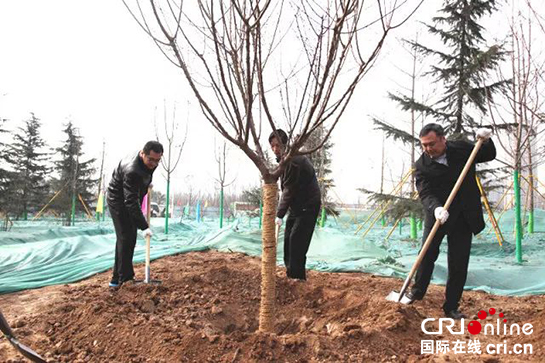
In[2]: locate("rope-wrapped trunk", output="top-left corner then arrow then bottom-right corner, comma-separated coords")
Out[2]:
259,182 -> 278,332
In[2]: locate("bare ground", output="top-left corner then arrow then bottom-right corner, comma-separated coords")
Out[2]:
0,250 -> 543,362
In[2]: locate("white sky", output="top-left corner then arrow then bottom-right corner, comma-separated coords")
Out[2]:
0,1 -> 543,204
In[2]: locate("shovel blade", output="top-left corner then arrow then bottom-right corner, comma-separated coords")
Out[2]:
10,337 -> 47,363
385,290 -> 413,305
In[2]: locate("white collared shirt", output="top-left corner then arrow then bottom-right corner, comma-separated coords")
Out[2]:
433,153 -> 448,166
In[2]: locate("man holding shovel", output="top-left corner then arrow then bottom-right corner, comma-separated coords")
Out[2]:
404,124 -> 495,319
107,141 -> 163,288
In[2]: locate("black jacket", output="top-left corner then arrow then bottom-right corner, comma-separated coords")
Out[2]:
277,155 -> 321,218
414,139 -> 496,235
107,153 -> 156,230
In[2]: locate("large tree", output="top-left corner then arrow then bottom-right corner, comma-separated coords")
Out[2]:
50,122 -> 97,225
402,0 -> 508,137
5,113 -> 50,219
123,0 -> 422,332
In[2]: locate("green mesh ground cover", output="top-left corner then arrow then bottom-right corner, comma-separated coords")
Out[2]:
0,210 -> 544,295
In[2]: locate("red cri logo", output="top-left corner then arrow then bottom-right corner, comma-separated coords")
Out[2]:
468,308 -> 507,335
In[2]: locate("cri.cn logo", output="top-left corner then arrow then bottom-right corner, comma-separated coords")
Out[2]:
422,308 -> 534,336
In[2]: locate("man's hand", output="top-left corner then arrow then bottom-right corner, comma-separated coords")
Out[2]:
275,217 -> 283,227
434,207 -> 449,225
142,228 -> 153,238
476,128 -> 492,140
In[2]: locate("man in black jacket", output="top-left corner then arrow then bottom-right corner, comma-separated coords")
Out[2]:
405,123 -> 496,319
107,141 -> 163,287
269,130 -> 321,280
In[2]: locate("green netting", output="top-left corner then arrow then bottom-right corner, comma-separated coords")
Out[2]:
1,209 -> 544,295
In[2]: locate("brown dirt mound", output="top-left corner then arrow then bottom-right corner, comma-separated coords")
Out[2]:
0,250 -> 543,362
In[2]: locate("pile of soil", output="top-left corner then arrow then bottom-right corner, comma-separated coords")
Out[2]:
0,250 -> 543,362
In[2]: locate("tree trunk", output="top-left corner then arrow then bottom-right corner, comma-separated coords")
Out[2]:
165,176 -> 170,234
219,186 -> 224,228
514,169 -> 523,263
259,182 -> 278,333
527,146 -> 535,234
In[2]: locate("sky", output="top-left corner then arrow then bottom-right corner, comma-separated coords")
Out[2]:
0,0 -> 543,204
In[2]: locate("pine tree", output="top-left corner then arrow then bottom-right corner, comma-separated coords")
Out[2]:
404,0 -> 509,137
371,0 -> 509,225
50,122 -> 97,225
5,113 -> 50,219
304,125 -> 339,218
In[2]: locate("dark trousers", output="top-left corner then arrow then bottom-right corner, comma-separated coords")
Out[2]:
412,215 -> 473,313
110,206 -> 138,283
283,207 -> 320,280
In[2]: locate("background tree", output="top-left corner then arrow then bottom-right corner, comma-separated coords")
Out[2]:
50,121 -> 97,225
0,115 -> 16,229
369,0 -> 510,240
371,33 -> 428,236
5,113 -> 50,220
241,185 -> 262,208
154,190 -> 167,205
0,116 -> 10,215
213,140 -> 236,227
123,0 -> 422,332
488,0 -> 545,262
404,0 -> 508,137
155,101 -> 188,234
303,124 -> 339,222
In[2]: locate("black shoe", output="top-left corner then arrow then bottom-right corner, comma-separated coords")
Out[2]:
404,290 -> 423,304
445,310 -> 467,320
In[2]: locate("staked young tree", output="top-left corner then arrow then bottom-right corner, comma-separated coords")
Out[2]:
0,116 -> 14,228
123,0 -> 423,332
154,101 -> 188,233
213,140 -> 236,227
5,113 -> 50,220
0,117 -> 9,210
487,0 -> 545,259
370,34 -> 427,228
50,121 -> 97,225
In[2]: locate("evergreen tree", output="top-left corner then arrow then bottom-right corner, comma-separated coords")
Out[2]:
50,121 -> 97,224
5,113 -> 50,219
241,186 -> 261,207
303,125 -> 339,218
370,0 -> 509,224
403,0 -> 508,137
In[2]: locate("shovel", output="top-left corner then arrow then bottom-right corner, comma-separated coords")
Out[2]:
0,311 -> 46,363
386,138 -> 485,304
144,186 -> 161,285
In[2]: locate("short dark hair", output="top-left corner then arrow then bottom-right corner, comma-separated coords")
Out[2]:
419,123 -> 445,138
143,141 -> 164,155
268,129 -> 288,145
